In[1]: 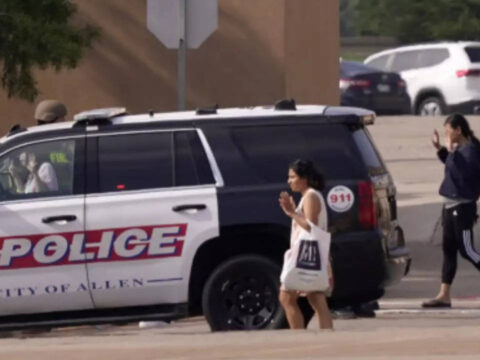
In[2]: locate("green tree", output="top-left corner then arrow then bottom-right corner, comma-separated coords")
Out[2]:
0,0 -> 99,101
340,0 -> 360,37
356,0 -> 480,43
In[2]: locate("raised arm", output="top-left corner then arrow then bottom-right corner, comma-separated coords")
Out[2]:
279,191 -> 320,232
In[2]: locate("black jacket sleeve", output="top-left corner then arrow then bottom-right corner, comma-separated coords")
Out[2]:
437,147 -> 448,164
439,143 -> 480,200
445,146 -> 480,187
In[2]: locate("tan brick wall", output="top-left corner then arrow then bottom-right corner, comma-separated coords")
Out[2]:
0,0 -> 339,135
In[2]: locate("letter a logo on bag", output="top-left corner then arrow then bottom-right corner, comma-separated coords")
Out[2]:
296,240 -> 321,270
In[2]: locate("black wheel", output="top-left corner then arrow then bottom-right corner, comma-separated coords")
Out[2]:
202,255 -> 286,331
417,96 -> 445,116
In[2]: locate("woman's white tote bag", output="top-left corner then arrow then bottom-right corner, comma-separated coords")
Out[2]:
280,222 -> 331,292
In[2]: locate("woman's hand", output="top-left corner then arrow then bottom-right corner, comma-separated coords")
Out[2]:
279,191 -> 296,217
444,132 -> 459,152
432,129 -> 441,150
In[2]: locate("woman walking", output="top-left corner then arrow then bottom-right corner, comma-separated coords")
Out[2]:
423,113 -> 480,308
278,159 -> 333,329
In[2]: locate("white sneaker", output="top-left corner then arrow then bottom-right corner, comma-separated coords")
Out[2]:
138,321 -> 169,329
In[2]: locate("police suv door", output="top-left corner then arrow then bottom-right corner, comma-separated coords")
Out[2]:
0,137 -> 93,316
84,129 -> 219,308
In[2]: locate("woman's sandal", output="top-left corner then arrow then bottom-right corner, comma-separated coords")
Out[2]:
421,299 -> 451,308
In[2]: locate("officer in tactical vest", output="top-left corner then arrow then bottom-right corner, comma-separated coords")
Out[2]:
34,100 -> 72,189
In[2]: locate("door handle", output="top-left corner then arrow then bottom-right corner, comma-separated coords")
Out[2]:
42,215 -> 77,224
172,204 -> 207,212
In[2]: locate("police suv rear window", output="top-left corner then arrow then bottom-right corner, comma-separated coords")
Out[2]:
98,132 -> 173,191
97,131 -> 214,192
229,124 -> 365,183
174,131 -> 214,186
352,128 -> 387,175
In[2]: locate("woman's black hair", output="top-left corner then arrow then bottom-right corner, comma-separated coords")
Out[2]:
289,159 -> 325,191
444,113 -> 480,147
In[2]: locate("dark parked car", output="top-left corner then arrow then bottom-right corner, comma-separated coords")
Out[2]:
340,60 -> 411,114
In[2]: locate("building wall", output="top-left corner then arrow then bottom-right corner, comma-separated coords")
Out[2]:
0,0 -> 339,134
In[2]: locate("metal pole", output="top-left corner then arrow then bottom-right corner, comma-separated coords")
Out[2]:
178,0 -> 187,111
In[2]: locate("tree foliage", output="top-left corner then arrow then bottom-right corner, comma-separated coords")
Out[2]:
356,0 -> 480,43
340,0 -> 360,37
0,0 -> 99,101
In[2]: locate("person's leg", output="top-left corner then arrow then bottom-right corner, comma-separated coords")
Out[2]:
423,207 -> 456,306
437,208 -> 457,302
455,203 -> 480,271
279,290 -> 304,329
306,292 -> 333,330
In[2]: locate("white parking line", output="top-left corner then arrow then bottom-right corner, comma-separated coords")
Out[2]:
377,309 -> 480,316
377,298 -> 480,316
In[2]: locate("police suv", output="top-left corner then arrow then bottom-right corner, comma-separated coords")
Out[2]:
0,101 -> 410,331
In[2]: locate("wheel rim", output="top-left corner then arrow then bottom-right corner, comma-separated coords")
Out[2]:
218,274 -> 278,330
420,101 -> 442,116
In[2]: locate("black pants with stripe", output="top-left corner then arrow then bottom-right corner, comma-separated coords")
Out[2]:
442,202 -> 480,284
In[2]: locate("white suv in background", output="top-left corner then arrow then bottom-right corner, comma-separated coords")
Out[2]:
364,42 -> 480,115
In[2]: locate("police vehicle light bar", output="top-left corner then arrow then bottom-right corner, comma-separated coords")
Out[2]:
361,113 -> 375,125
73,107 -> 127,126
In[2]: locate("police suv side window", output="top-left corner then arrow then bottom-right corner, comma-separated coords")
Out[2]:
0,139 -> 77,201
174,131 -> 215,186
97,132 -> 173,192
229,123 -> 365,183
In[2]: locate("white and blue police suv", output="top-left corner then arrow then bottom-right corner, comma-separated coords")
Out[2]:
0,101 -> 410,331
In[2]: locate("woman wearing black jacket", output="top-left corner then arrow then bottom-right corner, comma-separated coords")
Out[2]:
423,113 -> 480,308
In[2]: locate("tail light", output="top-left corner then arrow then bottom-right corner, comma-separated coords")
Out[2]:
456,69 -> 480,77
339,78 -> 371,90
358,181 -> 377,230
397,80 -> 406,88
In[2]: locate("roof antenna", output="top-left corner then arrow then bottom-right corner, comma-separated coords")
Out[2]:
148,109 -> 155,117
196,104 -> 219,115
7,124 -> 26,137
274,99 -> 296,110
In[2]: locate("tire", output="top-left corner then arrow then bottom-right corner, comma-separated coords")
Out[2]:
202,255 -> 286,331
417,96 -> 445,116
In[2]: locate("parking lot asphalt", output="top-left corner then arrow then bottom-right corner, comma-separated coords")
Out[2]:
1,116 -> 480,359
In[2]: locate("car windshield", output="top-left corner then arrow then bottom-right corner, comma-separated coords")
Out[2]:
464,46 -> 480,63
341,61 -> 378,77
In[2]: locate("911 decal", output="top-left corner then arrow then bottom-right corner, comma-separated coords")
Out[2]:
327,185 -> 355,213
0,224 -> 186,270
